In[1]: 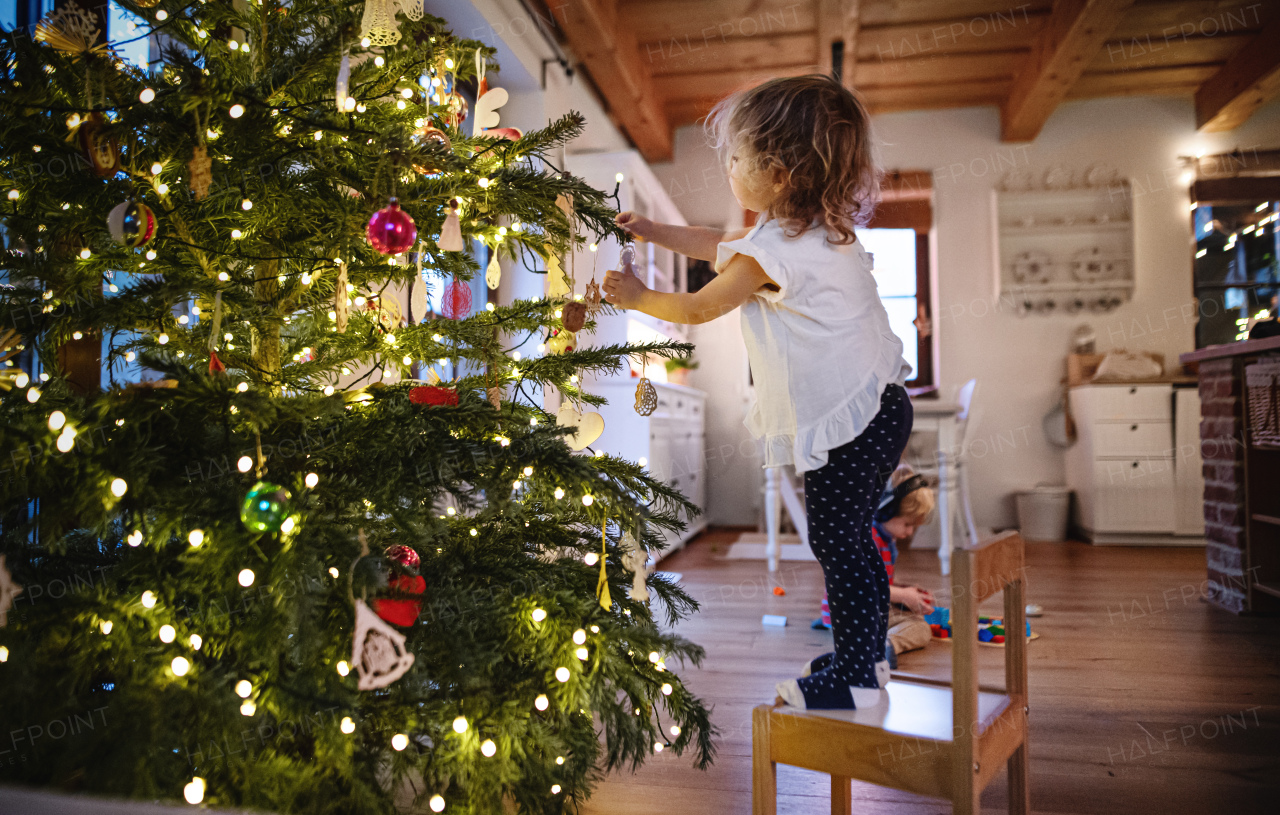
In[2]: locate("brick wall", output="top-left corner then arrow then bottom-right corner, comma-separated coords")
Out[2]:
1198,358 -> 1247,613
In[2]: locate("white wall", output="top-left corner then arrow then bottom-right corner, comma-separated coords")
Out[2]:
652,95 -> 1280,529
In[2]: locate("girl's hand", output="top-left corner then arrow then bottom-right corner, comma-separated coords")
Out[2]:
615,211 -> 654,241
898,586 -> 935,614
603,268 -> 649,310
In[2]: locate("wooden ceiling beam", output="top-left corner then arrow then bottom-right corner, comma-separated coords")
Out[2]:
548,0 -> 672,162
860,79 -> 1012,114
858,12 -> 1047,60
1194,14 -> 1280,131
1068,66 -> 1217,99
644,33 -> 817,77
1084,32 -> 1249,73
618,0 -> 816,44
655,64 -> 815,104
860,0 -> 1052,28
1110,1 -> 1269,40
857,51 -> 1022,87
1001,0 -> 1135,141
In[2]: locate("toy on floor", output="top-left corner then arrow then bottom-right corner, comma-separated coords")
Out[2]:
923,607 -> 1038,646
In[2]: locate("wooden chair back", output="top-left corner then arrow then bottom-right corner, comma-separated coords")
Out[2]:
950,530 -> 1029,810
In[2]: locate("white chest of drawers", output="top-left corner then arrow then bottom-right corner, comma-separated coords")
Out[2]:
1065,383 -> 1204,545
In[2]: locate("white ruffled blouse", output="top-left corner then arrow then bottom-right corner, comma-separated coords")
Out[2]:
716,219 -> 912,473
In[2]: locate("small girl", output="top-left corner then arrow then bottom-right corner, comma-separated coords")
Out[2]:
603,75 -> 913,710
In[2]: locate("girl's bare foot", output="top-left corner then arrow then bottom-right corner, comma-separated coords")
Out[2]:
774,695 -> 787,707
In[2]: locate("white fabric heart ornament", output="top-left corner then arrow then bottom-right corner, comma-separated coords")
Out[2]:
556,402 -> 604,451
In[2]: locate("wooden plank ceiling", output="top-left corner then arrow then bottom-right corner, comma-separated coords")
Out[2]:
540,0 -> 1280,161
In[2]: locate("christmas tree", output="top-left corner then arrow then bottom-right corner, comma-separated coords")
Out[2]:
0,2 -> 712,813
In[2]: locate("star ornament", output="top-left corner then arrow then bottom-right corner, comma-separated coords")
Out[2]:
0,555 -> 23,628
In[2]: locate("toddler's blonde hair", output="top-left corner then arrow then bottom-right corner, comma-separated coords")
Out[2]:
707,74 -> 880,245
891,464 -> 935,527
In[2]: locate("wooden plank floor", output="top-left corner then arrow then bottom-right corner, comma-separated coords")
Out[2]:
583,530 -> 1280,815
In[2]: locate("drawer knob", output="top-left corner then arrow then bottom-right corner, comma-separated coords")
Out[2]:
1131,462 -> 1139,468
1130,424 -> 1138,431
1129,387 -> 1137,394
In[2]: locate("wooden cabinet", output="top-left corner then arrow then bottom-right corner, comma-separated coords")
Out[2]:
1065,383 -> 1204,544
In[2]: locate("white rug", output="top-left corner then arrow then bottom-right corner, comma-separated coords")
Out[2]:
724,532 -> 817,562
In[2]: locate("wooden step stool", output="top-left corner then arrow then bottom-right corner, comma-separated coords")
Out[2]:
752,531 -> 1030,815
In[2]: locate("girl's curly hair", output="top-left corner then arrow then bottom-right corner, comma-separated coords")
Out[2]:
707,74 -> 880,244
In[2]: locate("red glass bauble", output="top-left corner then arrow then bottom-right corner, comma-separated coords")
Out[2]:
366,198 -> 418,255
385,544 -> 420,570
373,574 -> 425,627
442,278 -> 471,319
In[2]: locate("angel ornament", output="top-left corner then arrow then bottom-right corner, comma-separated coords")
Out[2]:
359,0 -> 423,47
619,529 -> 650,603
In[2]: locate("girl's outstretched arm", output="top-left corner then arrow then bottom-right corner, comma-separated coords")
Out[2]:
616,212 -> 751,262
602,253 -> 774,325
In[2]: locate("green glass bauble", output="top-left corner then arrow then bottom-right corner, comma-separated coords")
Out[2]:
240,481 -> 292,533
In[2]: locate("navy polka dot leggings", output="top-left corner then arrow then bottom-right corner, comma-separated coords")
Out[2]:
794,384 -> 912,709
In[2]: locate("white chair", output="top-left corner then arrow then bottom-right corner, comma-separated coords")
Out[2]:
954,378 -> 981,547
763,465 -> 808,572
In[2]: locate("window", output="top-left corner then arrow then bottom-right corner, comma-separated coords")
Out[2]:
860,228 -> 923,380
1189,153 -> 1280,347
1192,200 -> 1278,346
865,170 -> 933,389
107,2 -> 150,70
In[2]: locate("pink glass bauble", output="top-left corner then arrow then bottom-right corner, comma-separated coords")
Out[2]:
367,198 -> 418,255
386,544 -> 421,570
